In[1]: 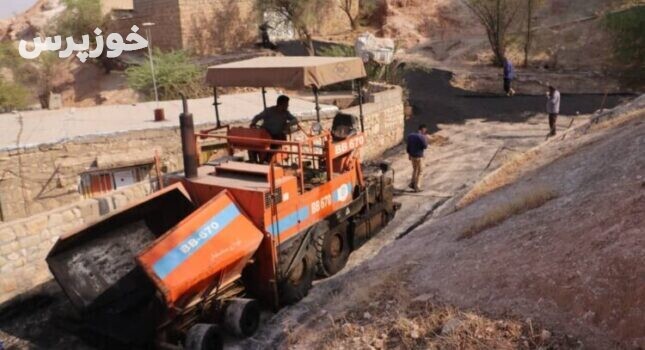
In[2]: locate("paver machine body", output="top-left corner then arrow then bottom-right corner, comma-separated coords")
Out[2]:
46,57 -> 399,349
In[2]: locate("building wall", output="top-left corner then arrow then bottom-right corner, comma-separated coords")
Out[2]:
0,86 -> 404,304
110,0 -> 184,50
101,0 -> 134,15
110,0 -> 258,53
178,0 -> 258,55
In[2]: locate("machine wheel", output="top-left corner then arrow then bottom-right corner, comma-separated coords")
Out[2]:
315,227 -> 350,277
185,323 -> 223,350
223,298 -> 260,338
279,249 -> 315,306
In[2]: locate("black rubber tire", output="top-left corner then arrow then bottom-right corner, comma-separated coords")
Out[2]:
315,227 -> 351,278
223,298 -> 260,338
185,324 -> 223,350
278,248 -> 315,306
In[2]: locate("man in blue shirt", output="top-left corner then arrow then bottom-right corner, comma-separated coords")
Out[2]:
406,124 -> 428,192
503,57 -> 516,97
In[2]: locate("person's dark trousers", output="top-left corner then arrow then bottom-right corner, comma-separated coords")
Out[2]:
504,79 -> 513,94
549,113 -> 558,135
265,134 -> 287,163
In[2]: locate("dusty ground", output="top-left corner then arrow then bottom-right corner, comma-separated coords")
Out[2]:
232,96 -> 645,350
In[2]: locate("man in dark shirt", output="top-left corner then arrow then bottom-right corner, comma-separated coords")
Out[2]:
503,57 -> 516,97
250,95 -> 298,141
250,95 -> 300,163
406,124 -> 428,192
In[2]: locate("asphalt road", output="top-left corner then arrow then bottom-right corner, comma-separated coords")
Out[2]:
404,68 -> 633,134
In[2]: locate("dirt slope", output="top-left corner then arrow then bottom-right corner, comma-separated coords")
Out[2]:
245,96 -> 645,349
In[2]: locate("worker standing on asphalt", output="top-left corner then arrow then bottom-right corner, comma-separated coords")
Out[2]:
406,124 -> 429,192
503,57 -> 516,97
546,85 -> 561,136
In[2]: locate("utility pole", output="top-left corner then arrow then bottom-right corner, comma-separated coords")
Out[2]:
143,22 -> 159,105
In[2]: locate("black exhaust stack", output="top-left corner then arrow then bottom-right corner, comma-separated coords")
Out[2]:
179,94 -> 198,179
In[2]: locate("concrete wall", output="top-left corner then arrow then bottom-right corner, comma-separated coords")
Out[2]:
0,85 -> 404,304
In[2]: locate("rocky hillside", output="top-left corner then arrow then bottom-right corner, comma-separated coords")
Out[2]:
380,0 -> 636,70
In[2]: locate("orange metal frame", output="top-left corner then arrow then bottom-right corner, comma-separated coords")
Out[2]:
194,129 -> 365,306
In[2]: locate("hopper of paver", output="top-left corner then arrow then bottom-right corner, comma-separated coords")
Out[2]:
46,183 -> 196,312
137,189 -> 264,306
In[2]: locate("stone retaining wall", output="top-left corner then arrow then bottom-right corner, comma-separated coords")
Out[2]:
0,86 -> 404,304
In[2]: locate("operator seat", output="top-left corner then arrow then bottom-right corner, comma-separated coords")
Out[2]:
331,113 -> 358,142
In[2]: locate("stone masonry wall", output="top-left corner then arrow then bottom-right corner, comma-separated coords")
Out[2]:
0,86 -> 404,304
178,0 -> 258,55
111,0 -> 183,51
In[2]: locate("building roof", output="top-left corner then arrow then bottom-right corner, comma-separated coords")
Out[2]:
101,0 -> 134,14
205,56 -> 367,89
0,91 -> 338,151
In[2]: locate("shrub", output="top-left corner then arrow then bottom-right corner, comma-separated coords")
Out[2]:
0,79 -> 30,112
125,49 -> 208,101
54,0 -> 105,39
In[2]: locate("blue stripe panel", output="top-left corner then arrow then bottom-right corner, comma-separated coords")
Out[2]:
266,206 -> 309,235
153,203 -> 240,279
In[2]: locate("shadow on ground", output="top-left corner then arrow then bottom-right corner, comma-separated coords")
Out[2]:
0,281 -> 92,349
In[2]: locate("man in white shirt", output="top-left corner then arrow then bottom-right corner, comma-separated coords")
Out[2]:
546,85 -> 561,136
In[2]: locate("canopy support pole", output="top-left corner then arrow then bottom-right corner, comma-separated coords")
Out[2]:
213,87 -> 221,128
262,87 -> 267,110
313,86 -> 321,123
357,80 -> 365,132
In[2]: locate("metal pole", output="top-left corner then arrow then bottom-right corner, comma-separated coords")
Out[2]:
179,94 -> 198,179
146,26 -> 159,105
213,87 -> 221,128
261,87 -> 267,110
313,86 -> 321,123
357,80 -> 365,132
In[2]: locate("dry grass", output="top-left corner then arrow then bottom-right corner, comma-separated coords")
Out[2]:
457,149 -> 541,209
460,186 -> 558,240
587,108 -> 645,133
305,278 -> 565,350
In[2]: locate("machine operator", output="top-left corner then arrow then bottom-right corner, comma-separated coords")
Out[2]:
250,95 -> 300,141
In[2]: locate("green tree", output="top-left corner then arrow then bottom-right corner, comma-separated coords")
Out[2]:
462,0 -> 522,65
0,79 -> 30,112
54,0 -> 105,39
126,49 -> 207,101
